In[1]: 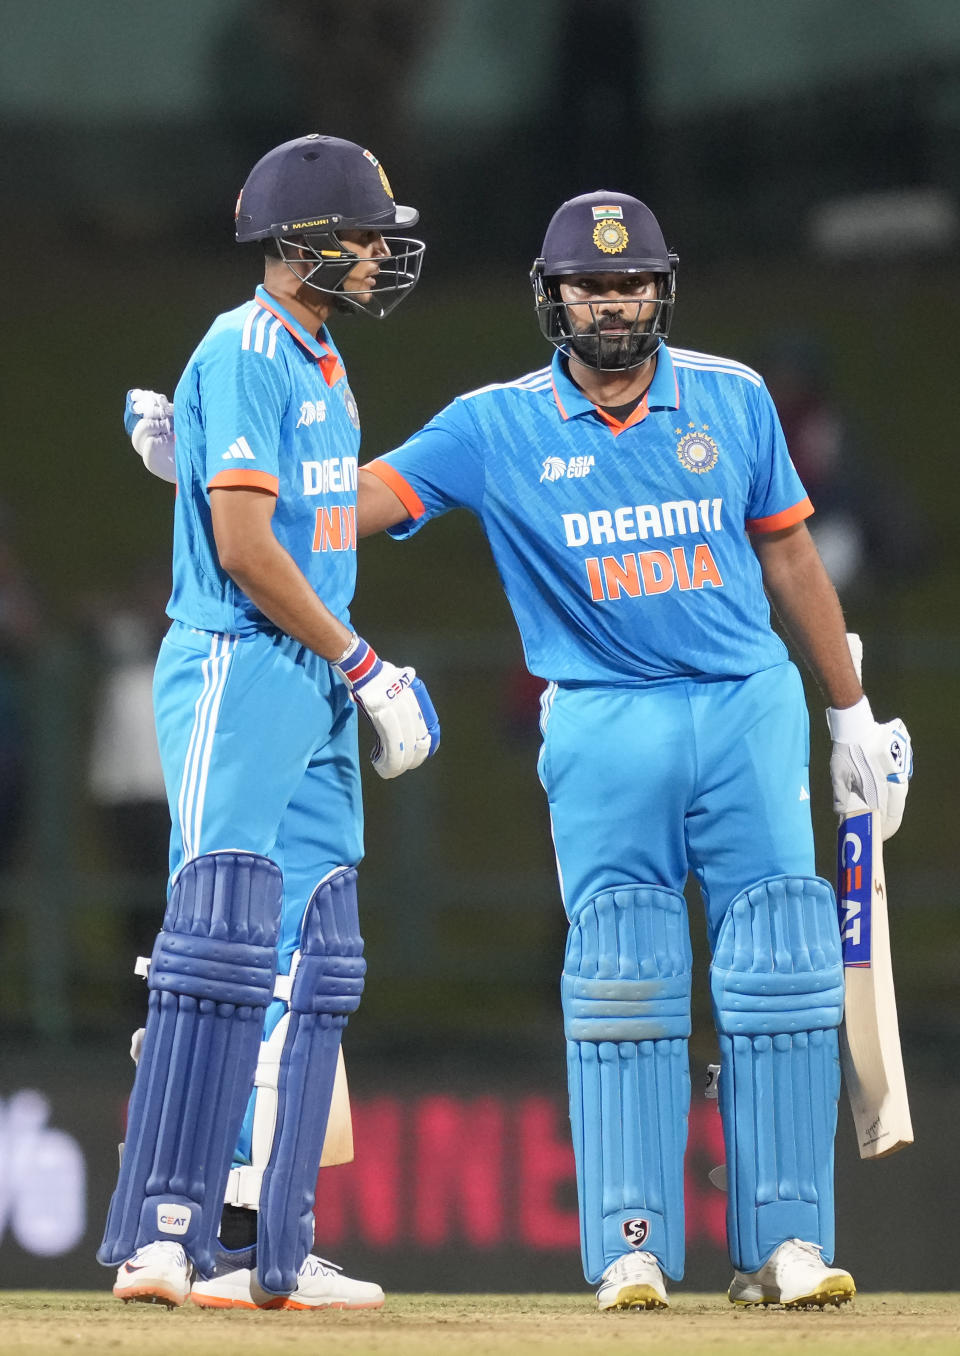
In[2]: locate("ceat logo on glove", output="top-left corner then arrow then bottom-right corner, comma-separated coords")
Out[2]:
157,1204 -> 191,1235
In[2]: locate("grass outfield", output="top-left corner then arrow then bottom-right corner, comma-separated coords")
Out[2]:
2,1293 -> 959,1356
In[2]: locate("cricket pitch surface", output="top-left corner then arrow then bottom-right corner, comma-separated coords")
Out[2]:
3,1291 -> 958,1356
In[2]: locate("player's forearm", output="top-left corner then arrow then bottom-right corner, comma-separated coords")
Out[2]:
222,541 -> 352,660
229,545 -> 352,660
753,523 -> 863,709
211,486 -> 352,659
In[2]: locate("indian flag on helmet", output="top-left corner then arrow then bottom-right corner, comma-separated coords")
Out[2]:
591,205 -> 624,220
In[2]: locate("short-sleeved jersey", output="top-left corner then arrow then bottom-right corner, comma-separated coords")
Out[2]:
366,345 -> 812,683
169,284 -> 362,634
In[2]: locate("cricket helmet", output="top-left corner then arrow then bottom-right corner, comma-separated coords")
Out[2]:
530,191 -> 678,370
235,133 -> 424,318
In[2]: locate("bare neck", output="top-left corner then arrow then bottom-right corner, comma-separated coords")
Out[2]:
262,262 -> 334,336
567,351 -> 658,407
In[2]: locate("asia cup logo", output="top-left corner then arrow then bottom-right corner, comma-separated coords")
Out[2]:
540,455 -> 595,482
675,424 -> 719,474
540,457 -> 568,483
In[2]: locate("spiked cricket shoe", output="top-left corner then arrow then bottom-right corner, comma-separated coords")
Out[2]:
113,1241 -> 193,1307
596,1251 -> 669,1310
191,1253 -> 385,1310
728,1238 -> 855,1308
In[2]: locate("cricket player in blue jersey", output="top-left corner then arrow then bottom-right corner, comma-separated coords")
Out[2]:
100,134 -> 439,1312
130,191 -> 912,1310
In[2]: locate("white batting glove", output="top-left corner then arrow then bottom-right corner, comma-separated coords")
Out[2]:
333,634 -> 440,779
124,388 -> 177,483
826,695 -> 912,840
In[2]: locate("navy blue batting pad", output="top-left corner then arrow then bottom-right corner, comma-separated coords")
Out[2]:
257,866 -> 365,1295
98,852 -> 282,1275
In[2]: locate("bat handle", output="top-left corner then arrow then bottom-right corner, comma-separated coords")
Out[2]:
846,632 -> 863,684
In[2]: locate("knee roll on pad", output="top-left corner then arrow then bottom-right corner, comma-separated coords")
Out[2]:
710,875 -> 843,1272
563,885 -> 691,1283
98,852 -> 282,1275
257,866 -> 365,1295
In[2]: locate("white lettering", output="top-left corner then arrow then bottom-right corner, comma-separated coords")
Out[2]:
563,498 -> 727,548
301,458 -> 358,496
842,899 -> 862,946
588,510 -> 615,544
563,513 -> 589,547
635,505 -> 663,539
662,500 -> 698,535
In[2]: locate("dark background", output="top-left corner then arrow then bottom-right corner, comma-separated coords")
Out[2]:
0,0 -> 957,1292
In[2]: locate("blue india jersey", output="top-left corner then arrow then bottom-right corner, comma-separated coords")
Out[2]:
169,284 -> 362,634
367,344 -> 812,682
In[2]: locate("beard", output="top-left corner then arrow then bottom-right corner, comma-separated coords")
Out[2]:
567,321 -> 653,371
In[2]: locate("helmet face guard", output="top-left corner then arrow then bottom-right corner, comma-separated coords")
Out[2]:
530,191 -> 678,370
235,134 -> 424,319
531,261 -> 676,371
275,228 -> 425,319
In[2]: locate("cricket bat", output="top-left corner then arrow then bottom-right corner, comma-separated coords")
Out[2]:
319,1046 -> 354,1167
836,634 -> 913,1159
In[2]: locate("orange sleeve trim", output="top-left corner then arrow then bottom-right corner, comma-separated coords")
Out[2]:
746,496 -> 814,534
208,469 -> 280,496
363,460 -> 426,519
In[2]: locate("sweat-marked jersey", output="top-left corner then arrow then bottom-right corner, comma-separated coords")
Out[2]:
169,284 -> 361,634
366,345 -> 812,683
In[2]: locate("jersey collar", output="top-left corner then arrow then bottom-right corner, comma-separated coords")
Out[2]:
550,343 -> 680,433
254,285 -> 345,386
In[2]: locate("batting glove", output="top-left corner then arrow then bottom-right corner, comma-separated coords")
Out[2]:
333,634 -> 440,779
125,388 -> 177,483
827,696 -> 912,840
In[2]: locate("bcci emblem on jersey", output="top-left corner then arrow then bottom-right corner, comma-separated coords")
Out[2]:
675,427 -> 719,474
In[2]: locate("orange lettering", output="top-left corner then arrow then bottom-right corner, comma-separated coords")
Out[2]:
691,543 -> 723,589
585,557 -> 604,602
639,550 -> 674,595
602,553 -> 641,600
312,506 -> 357,553
671,545 -> 692,590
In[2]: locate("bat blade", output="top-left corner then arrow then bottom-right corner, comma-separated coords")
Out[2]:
837,807 -> 913,1158
319,1045 -> 354,1167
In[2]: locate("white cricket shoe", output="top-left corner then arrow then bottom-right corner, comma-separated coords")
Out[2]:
596,1251 -> 669,1310
191,1254 -> 385,1311
113,1241 -> 193,1307
728,1238 -> 855,1308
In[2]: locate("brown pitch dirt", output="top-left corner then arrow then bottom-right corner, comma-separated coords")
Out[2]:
2,1292 -> 959,1356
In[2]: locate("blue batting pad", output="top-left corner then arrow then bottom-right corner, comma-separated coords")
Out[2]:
257,867 -> 365,1295
710,875 -> 843,1271
563,885 -> 691,1283
98,852 -> 281,1275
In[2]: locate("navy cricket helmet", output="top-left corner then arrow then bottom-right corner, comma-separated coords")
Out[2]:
531,191 -> 678,370
235,134 -> 424,318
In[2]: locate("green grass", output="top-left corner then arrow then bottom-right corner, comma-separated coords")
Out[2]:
2,1292 -> 959,1356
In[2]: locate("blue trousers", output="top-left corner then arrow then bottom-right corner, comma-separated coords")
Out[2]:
540,662 -> 839,1281
153,622 -> 363,1160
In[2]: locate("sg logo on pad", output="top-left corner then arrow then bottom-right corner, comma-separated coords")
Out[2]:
621,1217 -> 650,1248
